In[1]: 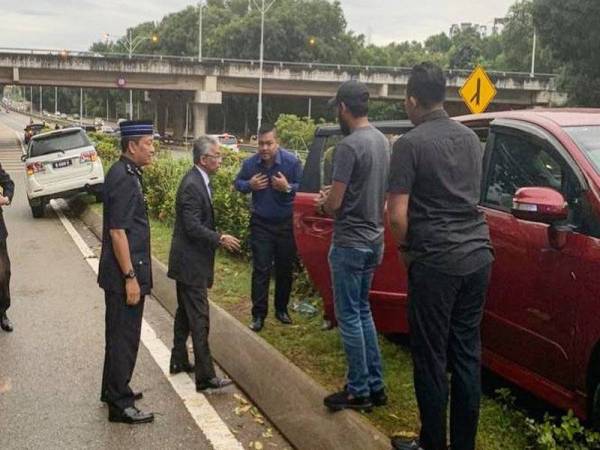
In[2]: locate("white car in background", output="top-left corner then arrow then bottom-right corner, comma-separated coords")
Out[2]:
208,133 -> 239,152
22,127 -> 104,218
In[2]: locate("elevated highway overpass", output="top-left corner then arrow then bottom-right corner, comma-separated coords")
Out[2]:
0,48 -> 566,138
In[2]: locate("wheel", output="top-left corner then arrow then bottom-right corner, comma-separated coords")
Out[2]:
30,203 -> 44,218
94,191 -> 103,203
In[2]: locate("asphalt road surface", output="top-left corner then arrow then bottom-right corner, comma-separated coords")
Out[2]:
0,113 -> 290,450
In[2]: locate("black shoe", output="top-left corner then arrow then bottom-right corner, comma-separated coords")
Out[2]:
249,317 -> 264,332
371,387 -> 388,407
324,389 -> 372,412
169,362 -> 194,375
196,377 -> 233,392
275,311 -> 293,325
0,313 -> 13,332
108,406 -> 154,424
101,391 -> 143,404
391,438 -> 423,450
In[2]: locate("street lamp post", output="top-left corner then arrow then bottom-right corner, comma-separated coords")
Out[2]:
252,0 -> 276,134
530,29 -> 537,78
198,1 -> 204,62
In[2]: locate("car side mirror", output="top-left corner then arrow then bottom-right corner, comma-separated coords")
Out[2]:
511,187 -> 568,225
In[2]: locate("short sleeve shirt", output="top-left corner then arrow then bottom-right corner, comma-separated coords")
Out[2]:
98,156 -> 152,294
388,110 -> 493,275
332,125 -> 390,247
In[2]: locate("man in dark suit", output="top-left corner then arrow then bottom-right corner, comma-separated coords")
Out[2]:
0,164 -> 15,332
168,136 -> 241,391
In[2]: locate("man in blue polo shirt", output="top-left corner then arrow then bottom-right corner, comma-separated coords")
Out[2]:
234,123 -> 303,332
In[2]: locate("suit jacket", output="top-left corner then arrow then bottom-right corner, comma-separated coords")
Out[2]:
0,164 -> 15,241
167,167 -> 221,287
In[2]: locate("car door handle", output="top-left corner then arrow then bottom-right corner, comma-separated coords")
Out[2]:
526,308 -> 551,322
301,215 -> 333,233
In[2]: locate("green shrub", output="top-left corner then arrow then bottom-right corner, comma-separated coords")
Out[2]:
275,114 -> 317,156
142,152 -> 189,224
494,388 -> 600,449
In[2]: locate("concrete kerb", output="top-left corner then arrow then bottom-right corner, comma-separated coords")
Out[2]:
75,200 -> 390,450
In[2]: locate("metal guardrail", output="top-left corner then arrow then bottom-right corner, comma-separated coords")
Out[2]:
0,47 -> 558,80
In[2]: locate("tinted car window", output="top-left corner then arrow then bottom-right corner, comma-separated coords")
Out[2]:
484,132 -> 564,209
219,136 -> 237,145
30,130 -> 91,158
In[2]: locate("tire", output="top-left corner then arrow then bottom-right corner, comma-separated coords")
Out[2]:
94,192 -> 103,203
30,203 -> 44,218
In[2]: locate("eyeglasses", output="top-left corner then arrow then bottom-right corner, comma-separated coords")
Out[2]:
204,154 -> 222,161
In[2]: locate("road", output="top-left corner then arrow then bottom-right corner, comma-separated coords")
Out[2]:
0,114 -> 290,450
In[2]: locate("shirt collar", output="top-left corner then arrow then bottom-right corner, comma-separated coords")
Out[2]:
120,155 -> 143,176
195,165 -> 210,187
420,109 -> 449,123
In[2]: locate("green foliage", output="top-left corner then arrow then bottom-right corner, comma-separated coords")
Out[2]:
494,388 -> 600,449
274,114 -> 317,154
210,150 -> 252,253
533,0 -> 600,105
142,153 -> 189,223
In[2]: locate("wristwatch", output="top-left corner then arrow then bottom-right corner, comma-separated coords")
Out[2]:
123,269 -> 137,280
285,185 -> 293,194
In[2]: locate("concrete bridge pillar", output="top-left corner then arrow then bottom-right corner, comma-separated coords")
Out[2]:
172,105 -> 186,140
192,76 -> 222,138
156,100 -> 168,136
193,103 -> 208,137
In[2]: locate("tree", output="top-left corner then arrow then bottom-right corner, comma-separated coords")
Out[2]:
532,0 -> 600,105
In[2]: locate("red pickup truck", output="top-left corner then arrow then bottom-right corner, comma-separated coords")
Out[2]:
293,109 -> 600,425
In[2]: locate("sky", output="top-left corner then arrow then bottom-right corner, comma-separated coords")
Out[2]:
0,0 -> 517,51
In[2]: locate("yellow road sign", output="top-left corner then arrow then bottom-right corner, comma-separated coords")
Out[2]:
459,66 -> 497,114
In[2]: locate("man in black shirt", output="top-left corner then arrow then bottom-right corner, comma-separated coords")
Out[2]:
98,120 -> 155,424
388,63 -> 493,450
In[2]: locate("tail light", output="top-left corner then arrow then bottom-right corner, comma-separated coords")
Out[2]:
26,162 -> 45,176
80,150 -> 97,163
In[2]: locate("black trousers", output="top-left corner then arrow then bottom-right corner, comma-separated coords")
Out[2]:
408,262 -> 492,450
171,281 -> 216,384
101,290 -> 145,410
250,215 -> 296,319
0,240 -> 11,314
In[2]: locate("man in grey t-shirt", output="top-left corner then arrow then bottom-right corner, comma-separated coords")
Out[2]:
317,80 -> 389,412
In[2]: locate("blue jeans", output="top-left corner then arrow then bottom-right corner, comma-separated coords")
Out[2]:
328,243 -> 385,398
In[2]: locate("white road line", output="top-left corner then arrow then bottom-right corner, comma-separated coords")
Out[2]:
12,130 -> 24,154
49,199 -> 244,450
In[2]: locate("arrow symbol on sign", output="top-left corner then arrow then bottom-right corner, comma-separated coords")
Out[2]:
470,78 -> 481,105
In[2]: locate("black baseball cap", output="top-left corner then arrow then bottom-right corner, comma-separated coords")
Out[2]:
328,80 -> 370,108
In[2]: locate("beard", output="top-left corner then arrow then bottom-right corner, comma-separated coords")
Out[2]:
338,112 -> 351,136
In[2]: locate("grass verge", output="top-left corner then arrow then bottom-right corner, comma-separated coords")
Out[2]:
126,211 -> 531,450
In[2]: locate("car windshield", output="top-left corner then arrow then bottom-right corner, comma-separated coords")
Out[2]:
219,136 -> 237,145
30,130 -> 91,158
564,126 -> 600,175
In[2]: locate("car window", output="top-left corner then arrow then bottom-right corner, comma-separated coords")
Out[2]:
30,130 -> 91,158
219,136 -> 237,145
484,132 -> 566,209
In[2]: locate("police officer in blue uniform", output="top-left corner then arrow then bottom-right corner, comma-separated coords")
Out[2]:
98,120 -> 155,424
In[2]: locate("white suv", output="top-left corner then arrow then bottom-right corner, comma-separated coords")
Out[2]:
22,127 -> 104,218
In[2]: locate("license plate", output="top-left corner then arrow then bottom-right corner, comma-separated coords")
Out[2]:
52,160 -> 72,169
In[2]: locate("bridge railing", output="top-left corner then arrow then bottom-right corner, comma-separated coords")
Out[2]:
0,47 -> 558,80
